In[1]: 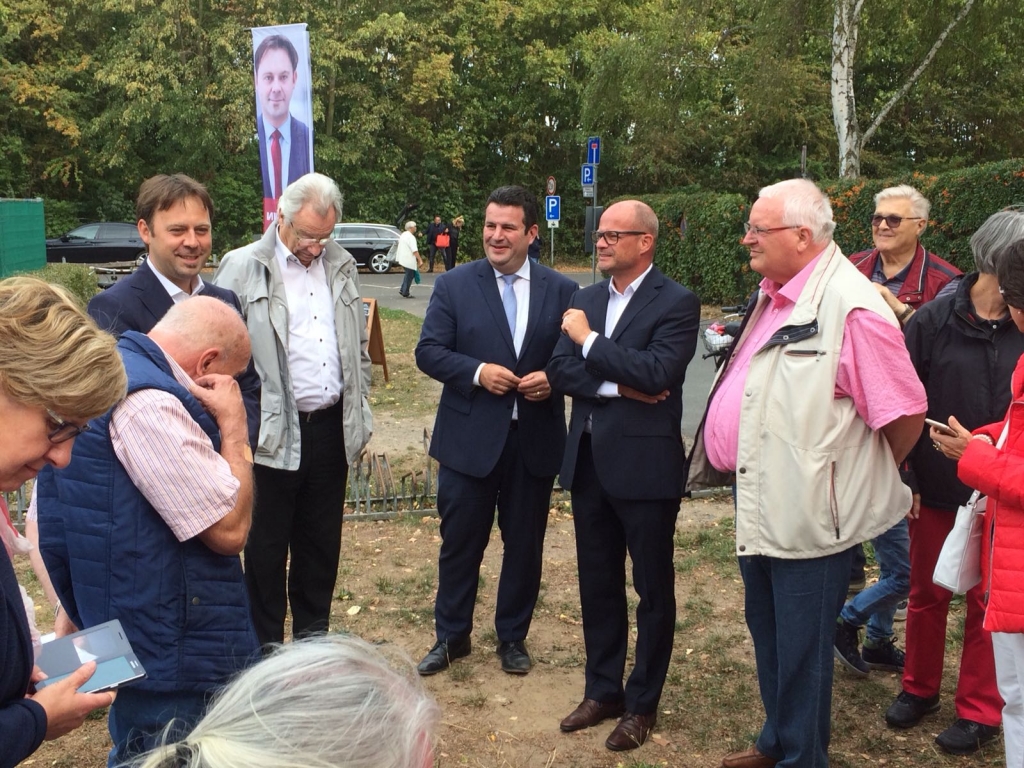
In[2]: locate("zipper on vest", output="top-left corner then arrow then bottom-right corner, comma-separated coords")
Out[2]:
829,461 -> 840,539
784,349 -> 827,358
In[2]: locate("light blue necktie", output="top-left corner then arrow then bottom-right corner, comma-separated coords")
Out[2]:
501,274 -> 519,336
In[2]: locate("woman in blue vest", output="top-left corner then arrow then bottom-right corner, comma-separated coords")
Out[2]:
0,276 -> 126,767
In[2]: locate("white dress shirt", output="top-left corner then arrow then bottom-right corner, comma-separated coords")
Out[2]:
473,259 -> 532,419
582,263 -> 654,397
274,228 -> 343,412
150,263 -> 205,303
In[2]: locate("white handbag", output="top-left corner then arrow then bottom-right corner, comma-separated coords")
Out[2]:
932,422 -> 1009,594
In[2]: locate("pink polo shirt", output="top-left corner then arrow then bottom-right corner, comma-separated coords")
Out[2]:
703,251 -> 927,473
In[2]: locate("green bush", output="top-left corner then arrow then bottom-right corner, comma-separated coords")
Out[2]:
28,263 -> 100,307
43,199 -> 81,238
620,159 -> 1024,304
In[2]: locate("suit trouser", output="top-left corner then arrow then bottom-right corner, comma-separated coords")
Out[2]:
427,244 -> 438,270
570,435 -> 680,715
244,399 -> 348,646
903,505 -> 1001,724
434,425 -> 555,642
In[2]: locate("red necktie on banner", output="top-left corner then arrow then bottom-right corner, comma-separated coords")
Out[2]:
271,129 -> 283,199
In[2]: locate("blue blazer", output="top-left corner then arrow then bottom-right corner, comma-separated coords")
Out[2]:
546,266 -> 700,500
257,116 -> 311,198
87,259 -> 262,448
416,258 -> 578,479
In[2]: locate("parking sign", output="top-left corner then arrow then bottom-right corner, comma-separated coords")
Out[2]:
545,195 -> 561,222
580,164 -> 595,185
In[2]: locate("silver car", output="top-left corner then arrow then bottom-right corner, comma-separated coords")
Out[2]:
332,223 -> 399,274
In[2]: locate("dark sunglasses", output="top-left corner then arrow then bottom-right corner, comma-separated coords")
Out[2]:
870,214 -> 922,229
46,409 -> 90,444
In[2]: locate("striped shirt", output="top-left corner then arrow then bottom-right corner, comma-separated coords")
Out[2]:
109,346 -> 239,542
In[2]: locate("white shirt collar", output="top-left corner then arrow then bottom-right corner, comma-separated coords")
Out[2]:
608,263 -> 653,299
262,113 -> 292,144
149,260 -> 204,301
492,258 -> 531,283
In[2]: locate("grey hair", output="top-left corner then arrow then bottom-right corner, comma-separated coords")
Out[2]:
404,220 -> 416,231
874,184 -> 931,220
758,179 -> 836,242
150,296 -> 250,374
132,635 -> 439,768
277,173 -> 344,222
970,210 -> 1024,274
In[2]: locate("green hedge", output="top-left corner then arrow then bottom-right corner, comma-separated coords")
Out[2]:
631,159 -> 1024,304
27,263 -> 101,308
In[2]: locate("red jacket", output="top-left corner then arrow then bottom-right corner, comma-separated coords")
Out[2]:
849,244 -> 962,309
959,353 -> 1024,633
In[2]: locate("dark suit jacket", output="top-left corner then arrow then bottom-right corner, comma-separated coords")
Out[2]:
87,260 -> 262,447
415,258 -> 578,479
257,116 -> 312,198
546,266 -> 699,500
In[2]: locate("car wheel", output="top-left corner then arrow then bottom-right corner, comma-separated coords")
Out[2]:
369,251 -> 392,274
136,251 -> 148,266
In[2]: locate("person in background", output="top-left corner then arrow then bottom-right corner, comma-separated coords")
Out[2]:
528,232 -> 542,263
396,221 -> 424,298
883,210 -> 1024,754
130,635 -> 440,768
425,215 -> 447,273
844,184 -> 961,625
688,179 -> 926,768
0,276 -> 127,767
448,215 -> 464,268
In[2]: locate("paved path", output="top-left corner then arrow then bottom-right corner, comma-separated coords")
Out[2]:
358,267 -> 717,443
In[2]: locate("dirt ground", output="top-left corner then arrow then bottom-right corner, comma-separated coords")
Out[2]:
17,403 -> 999,767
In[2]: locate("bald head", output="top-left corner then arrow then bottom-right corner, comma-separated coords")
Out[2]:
595,200 -> 660,288
149,297 -> 251,380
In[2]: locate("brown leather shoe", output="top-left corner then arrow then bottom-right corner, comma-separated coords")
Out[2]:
605,712 -> 657,751
720,745 -> 780,768
559,698 -> 625,732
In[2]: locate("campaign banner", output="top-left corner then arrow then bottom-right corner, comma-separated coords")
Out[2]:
252,24 -> 314,230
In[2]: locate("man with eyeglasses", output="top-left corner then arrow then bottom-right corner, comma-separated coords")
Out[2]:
214,173 -> 373,647
37,297 -> 259,766
850,185 -> 961,328
547,200 -> 699,752
688,179 -> 926,768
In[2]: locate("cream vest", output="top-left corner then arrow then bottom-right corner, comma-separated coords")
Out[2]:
688,244 -> 912,558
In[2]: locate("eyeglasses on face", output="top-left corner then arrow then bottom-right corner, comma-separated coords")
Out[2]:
591,230 -> 647,245
870,214 -> 922,229
287,219 -> 333,248
46,409 -> 90,444
743,223 -> 799,237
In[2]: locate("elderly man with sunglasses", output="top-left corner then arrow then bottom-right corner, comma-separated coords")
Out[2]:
849,185 -> 961,328
214,173 -> 372,648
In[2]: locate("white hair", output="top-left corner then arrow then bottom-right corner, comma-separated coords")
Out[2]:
874,184 -> 931,220
131,635 -> 439,768
405,221 -> 416,231
758,179 -> 836,243
277,173 -> 343,222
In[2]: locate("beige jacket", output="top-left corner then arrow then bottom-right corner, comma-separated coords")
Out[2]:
213,226 -> 373,470
688,245 -> 912,558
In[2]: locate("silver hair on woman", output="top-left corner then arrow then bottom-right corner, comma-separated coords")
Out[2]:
132,635 -> 440,768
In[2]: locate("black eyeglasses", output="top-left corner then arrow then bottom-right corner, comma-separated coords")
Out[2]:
46,409 -> 90,444
591,230 -> 647,244
870,214 -> 922,229
743,224 -> 799,237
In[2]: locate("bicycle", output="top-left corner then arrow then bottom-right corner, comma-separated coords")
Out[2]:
700,304 -> 746,367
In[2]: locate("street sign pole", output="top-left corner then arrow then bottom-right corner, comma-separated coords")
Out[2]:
585,137 -> 601,283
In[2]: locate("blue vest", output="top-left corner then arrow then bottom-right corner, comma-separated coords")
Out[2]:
37,332 -> 259,693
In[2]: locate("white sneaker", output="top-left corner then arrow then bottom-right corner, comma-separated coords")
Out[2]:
894,599 -> 908,622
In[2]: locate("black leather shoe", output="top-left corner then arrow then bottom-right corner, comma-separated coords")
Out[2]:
496,640 -> 531,675
417,636 -> 471,676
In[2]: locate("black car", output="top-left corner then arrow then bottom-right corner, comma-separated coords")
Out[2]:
332,223 -> 399,274
45,222 -> 147,264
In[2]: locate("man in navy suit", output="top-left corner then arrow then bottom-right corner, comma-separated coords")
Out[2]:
547,200 -> 699,751
414,185 -> 577,677
88,174 -> 260,446
254,35 -> 312,199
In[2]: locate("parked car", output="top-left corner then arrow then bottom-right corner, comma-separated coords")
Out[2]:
332,223 -> 399,274
45,222 -> 147,264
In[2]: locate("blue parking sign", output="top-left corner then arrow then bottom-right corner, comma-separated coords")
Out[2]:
580,164 -> 595,185
587,136 -> 601,164
545,195 -> 561,221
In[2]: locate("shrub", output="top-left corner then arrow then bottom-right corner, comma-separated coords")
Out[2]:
28,263 -> 100,307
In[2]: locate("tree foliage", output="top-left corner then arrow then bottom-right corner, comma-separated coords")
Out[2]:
1,0 -> 1022,254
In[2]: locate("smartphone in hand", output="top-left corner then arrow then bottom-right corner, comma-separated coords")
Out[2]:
925,418 -> 958,437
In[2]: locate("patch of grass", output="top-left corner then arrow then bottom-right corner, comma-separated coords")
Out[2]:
369,309 -> 440,417
675,519 -> 737,570
480,628 -> 498,647
448,660 -> 474,682
459,691 -> 489,708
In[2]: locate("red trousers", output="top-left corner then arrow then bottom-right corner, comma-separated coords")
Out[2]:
904,504 -> 1002,725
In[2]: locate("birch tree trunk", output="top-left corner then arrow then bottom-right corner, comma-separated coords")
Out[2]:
831,0 -> 976,178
